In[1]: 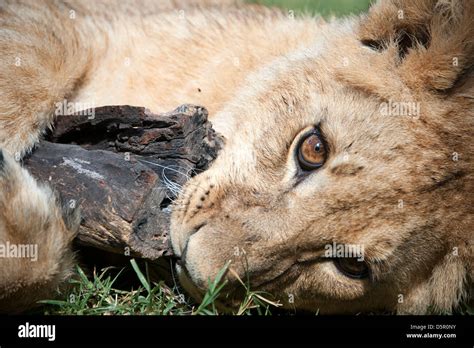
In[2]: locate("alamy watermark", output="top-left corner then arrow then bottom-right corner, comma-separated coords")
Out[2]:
18,322 -> 55,341
324,242 -> 365,261
0,241 -> 38,261
380,99 -> 420,118
55,99 -> 95,119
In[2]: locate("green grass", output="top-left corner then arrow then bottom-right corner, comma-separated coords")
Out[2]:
36,259 -> 281,315
34,259 -> 472,315
249,0 -> 372,17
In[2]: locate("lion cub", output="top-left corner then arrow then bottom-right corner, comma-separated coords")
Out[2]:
0,0 -> 472,313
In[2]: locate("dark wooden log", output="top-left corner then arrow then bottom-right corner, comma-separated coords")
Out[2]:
23,105 -> 222,260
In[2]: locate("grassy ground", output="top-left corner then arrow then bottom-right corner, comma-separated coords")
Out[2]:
35,260 -> 282,315
34,259 -> 473,315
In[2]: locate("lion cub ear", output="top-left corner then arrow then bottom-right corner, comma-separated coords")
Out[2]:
357,0 -> 474,92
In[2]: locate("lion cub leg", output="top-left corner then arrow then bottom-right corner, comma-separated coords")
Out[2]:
0,150 -> 80,313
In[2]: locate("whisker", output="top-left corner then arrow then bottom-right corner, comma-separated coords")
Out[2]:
163,172 -> 182,198
137,159 -> 193,178
169,259 -> 192,308
138,158 -> 213,212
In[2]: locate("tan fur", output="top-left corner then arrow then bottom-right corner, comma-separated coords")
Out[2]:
0,0 -> 472,313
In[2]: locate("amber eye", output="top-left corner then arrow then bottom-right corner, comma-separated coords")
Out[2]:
297,131 -> 327,170
334,258 -> 369,279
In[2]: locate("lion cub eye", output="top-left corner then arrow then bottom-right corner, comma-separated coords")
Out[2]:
334,258 -> 369,279
297,131 -> 327,170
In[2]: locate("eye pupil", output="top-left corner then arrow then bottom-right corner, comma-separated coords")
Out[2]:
334,258 -> 369,279
297,131 -> 327,171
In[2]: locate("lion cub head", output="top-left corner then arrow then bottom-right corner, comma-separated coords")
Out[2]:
170,0 -> 473,314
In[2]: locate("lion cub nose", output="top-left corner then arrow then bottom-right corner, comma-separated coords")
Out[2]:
174,222 -> 208,262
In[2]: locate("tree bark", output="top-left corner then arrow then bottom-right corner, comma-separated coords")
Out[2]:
23,105 -> 222,260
